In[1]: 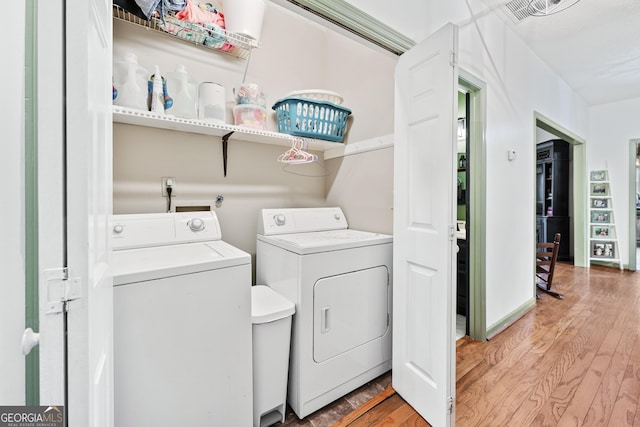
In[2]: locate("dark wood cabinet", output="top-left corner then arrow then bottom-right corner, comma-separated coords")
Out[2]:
536,140 -> 570,260
457,239 -> 467,315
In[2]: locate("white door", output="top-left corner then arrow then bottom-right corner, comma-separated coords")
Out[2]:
392,23 -> 458,427
66,0 -> 114,424
37,0 -> 66,407
39,0 -> 114,424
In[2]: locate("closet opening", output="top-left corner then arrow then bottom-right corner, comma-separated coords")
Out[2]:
457,73 -> 487,342
456,90 -> 470,339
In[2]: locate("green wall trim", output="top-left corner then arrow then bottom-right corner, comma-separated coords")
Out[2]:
25,0 -> 39,405
486,298 -> 536,339
278,0 -> 415,55
459,70 -> 487,342
628,140 -> 638,271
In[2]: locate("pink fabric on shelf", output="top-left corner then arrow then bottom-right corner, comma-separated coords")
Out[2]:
175,0 -> 232,50
176,0 -> 224,26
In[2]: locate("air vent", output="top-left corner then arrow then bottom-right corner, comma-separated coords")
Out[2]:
505,0 -> 533,22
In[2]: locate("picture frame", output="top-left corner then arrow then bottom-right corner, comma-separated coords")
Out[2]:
590,170 -> 608,181
591,225 -> 612,238
590,182 -> 609,196
591,210 -> 611,223
591,198 -> 609,208
591,241 -> 615,259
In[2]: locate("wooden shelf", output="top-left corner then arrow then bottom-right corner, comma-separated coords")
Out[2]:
112,106 -> 342,152
590,257 -> 621,262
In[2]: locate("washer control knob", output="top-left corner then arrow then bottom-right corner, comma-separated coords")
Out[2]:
274,214 -> 286,226
189,218 -> 205,232
113,224 -> 124,235
334,213 -> 341,221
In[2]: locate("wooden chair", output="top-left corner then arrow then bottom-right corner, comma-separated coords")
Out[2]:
536,233 -> 563,299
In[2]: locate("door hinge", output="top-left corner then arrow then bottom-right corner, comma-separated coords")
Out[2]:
45,267 -> 81,314
448,396 -> 454,413
450,51 -> 457,67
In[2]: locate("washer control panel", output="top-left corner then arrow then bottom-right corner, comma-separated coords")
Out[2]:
112,211 -> 222,250
258,207 -> 348,235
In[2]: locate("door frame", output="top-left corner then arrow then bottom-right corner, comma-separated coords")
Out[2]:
534,112 -> 587,268
628,139 -> 640,271
458,71 -> 487,341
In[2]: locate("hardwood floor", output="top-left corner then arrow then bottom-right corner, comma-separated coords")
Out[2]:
333,262 -> 640,426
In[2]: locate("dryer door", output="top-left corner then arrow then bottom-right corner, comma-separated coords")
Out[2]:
313,266 -> 389,363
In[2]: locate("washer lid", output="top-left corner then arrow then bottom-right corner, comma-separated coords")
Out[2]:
257,229 -> 392,255
251,285 -> 295,324
112,240 -> 250,285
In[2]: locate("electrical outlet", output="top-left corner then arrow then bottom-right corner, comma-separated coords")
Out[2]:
161,177 -> 176,196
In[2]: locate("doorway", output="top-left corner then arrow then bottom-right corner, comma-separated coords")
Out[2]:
534,113 -> 587,268
458,73 -> 487,342
455,90 -> 469,339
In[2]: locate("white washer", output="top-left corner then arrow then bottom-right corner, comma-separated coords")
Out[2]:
256,207 -> 393,418
111,211 -> 252,427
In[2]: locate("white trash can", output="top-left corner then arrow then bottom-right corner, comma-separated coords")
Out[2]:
251,285 -> 295,427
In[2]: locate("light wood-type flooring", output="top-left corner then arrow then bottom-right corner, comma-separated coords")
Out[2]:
278,262 -> 640,426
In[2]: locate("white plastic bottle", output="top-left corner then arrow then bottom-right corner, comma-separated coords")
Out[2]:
149,65 -> 165,114
112,52 -> 148,110
165,64 -> 197,119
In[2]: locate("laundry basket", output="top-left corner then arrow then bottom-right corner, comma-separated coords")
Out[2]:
272,97 -> 351,142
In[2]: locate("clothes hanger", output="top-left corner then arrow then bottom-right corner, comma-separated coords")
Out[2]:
277,138 -> 318,164
277,138 -> 329,177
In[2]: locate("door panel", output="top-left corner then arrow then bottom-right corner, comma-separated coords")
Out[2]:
393,23 -> 458,427
37,0 -> 67,407
65,0 -> 113,424
313,266 -> 389,363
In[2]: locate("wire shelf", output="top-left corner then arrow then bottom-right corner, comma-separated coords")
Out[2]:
113,5 -> 259,60
112,106 -> 339,151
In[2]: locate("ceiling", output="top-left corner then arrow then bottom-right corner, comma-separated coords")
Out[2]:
343,0 -> 640,106
482,0 -> 640,106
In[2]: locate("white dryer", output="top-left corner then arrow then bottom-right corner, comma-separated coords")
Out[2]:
256,207 -> 393,418
111,211 -> 252,427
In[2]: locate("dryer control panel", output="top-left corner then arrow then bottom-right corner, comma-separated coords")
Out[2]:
257,207 -> 348,235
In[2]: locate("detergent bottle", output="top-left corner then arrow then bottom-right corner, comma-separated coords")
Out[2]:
165,64 -> 198,119
112,52 -> 148,110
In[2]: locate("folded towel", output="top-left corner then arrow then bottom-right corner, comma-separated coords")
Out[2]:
135,0 -> 161,19
176,0 -> 224,26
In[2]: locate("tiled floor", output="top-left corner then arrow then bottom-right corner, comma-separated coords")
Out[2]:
274,371 -> 392,427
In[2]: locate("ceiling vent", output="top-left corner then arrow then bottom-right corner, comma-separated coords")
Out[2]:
505,0 -> 533,22
506,0 -> 582,21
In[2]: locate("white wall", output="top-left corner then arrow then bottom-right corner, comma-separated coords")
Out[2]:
326,145 -> 394,234
112,3 -> 395,266
428,2 -> 589,329
342,0 -> 590,330
588,97 -> 640,266
1,1 -> 26,404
